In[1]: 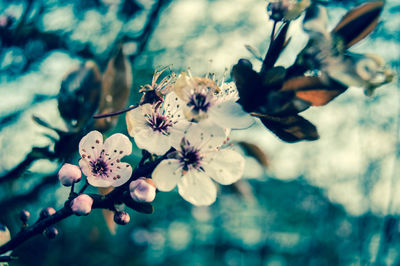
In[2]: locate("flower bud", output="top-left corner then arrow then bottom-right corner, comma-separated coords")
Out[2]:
113,211 -> 130,225
20,210 -> 30,223
129,177 -> 156,203
40,207 -> 56,219
71,194 -> 93,216
267,0 -> 310,22
0,224 -> 11,246
58,163 -> 82,187
44,226 -> 58,239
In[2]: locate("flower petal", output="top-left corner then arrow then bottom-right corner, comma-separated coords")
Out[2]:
135,130 -> 171,155
126,104 -> 151,136
79,159 -> 92,177
109,162 -> 133,187
208,101 -> 254,129
103,133 -> 132,162
182,123 -> 225,152
79,130 -> 103,160
177,170 -> 217,206
202,149 -> 245,185
173,72 -> 191,101
152,159 -> 182,191
87,175 -> 113,188
163,91 -> 186,119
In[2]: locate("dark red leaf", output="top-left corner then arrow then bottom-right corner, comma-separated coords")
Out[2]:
231,59 -> 264,112
257,113 -> 319,143
332,1 -> 384,48
282,76 -> 348,106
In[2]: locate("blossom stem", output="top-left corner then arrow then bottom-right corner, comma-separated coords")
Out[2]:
93,105 -> 137,119
270,20 -> 277,43
78,181 -> 89,194
69,183 -> 75,196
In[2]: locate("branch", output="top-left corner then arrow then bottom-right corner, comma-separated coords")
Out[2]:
0,147 -> 55,185
0,157 -> 164,255
0,206 -> 72,255
0,174 -> 58,211
128,0 -> 172,63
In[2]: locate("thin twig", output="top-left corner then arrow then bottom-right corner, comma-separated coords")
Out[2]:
78,181 -> 89,194
93,105 -> 137,119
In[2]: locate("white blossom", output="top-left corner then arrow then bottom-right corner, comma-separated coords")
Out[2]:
173,72 -> 254,129
126,92 -> 190,155
78,130 -> 132,187
152,124 -> 245,206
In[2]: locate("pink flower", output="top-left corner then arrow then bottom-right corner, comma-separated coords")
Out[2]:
58,163 -> 82,187
79,130 -> 133,188
129,177 -> 156,203
71,194 -> 93,216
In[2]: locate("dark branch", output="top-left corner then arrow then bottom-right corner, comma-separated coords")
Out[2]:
0,157 -> 164,255
128,0 -> 172,63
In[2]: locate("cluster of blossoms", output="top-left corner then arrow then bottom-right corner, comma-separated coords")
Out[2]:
126,70 -> 253,206
58,68 -> 253,217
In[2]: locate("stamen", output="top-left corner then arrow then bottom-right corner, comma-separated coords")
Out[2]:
178,139 -> 202,171
90,159 -> 109,177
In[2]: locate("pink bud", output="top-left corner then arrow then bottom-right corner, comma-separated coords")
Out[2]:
71,194 -> 93,216
114,211 -> 130,225
20,210 -> 30,223
40,207 -> 56,219
58,163 -> 82,187
44,226 -> 58,239
129,177 -> 156,203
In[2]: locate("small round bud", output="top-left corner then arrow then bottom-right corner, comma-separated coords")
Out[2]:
44,226 -> 58,239
0,224 -> 11,246
40,207 -> 56,219
20,210 -> 31,223
129,177 -> 156,203
58,163 -> 82,187
113,211 -> 130,225
267,0 -> 310,22
71,194 -> 93,216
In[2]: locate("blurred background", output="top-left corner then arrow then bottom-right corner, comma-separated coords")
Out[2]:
0,0 -> 399,265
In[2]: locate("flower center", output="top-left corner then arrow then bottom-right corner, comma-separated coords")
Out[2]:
187,93 -> 211,113
178,141 -> 202,171
90,159 -> 108,177
146,113 -> 172,135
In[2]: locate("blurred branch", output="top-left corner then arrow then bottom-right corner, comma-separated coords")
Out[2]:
0,94 -> 56,132
0,147 -> 55,185
127,0 -> 172,63
0,174 -> 58,211
0,255 -> 18,262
